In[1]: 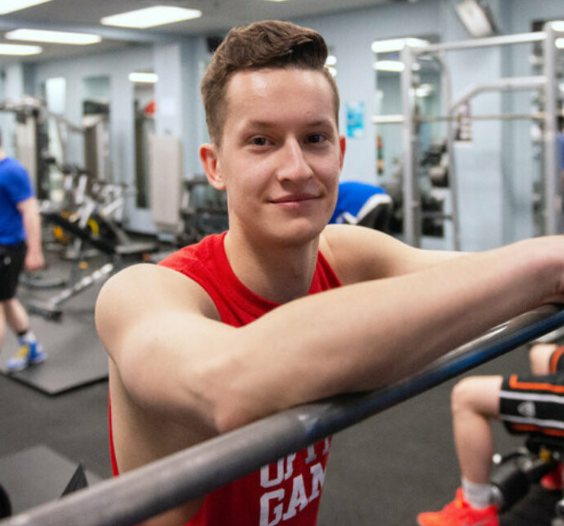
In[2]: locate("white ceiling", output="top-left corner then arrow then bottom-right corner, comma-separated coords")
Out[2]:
0,0 -> 413,63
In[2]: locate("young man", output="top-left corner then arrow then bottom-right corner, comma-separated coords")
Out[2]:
417,342 -> 564,526
0,129 -> 46,372
96,20 -> 564,526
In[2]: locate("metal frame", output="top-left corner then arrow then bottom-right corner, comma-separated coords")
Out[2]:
374,22 -> 564,247
2,305 -> 564,526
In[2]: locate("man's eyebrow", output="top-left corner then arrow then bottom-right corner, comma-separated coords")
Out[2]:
243,118 -> 335,129
244,120 -> 275,129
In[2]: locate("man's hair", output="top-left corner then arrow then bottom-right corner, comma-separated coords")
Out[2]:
201,20 -> 340,145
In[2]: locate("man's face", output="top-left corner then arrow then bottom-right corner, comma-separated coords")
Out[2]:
201,67 -> 345,247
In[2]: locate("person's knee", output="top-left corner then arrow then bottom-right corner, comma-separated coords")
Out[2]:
2,298 -> 17,316
451,377 -> 481,415
529,343 -> 556,375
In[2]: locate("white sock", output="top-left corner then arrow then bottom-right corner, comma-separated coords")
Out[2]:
461,477 -> 493,509
18,330 -> 37,344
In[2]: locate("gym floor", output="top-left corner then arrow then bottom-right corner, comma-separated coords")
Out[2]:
0,249 -> 560,525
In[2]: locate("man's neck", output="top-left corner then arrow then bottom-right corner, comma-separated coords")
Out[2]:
0,148 -> 6,162
224,230 -> 320,304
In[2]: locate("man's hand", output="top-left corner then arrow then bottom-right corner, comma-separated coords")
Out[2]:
24,249 -> 44,272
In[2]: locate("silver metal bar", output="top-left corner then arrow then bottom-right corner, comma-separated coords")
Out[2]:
439,52 -> 461,251
400,45 -> 420,247
542,22 -> 561,236
450,76 -> 546,115
419,32 -> 546,55
421,113 -> 547,122
372,115 -> 404,124
374,113 -> 547,125
2,305 -> 564,526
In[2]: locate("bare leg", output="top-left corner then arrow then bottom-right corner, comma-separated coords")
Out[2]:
3,298 -> 29,334
0,302 -> 6,350
529,343 -> 557,375
451,375 -> 503,484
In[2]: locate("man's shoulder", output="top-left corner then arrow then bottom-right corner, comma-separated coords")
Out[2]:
321,225 -> 418,283
0,157 -> 26,173
0,157 -> 30,184
98,263 -> 213,320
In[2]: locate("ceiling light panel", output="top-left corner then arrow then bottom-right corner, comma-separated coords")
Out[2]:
0,43 -> 42,56
373,60 -> 405,72
6,29 -> 101,46
101,6 -> 202,29
0,0 -> 53,15
372,38 -> 429,54
129,72 -> 159,83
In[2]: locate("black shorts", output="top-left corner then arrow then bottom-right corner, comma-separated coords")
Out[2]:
0,242 -> 27,301
500,347 -> 564,437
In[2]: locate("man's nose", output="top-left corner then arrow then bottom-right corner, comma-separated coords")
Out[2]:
276,139 -> 314,182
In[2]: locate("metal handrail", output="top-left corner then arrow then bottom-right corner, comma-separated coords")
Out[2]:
3,305 -> 564,526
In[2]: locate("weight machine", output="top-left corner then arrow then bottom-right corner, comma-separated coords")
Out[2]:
373,21 -> 564,248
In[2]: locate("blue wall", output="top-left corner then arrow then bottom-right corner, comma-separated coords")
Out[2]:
0,0 -> 562,246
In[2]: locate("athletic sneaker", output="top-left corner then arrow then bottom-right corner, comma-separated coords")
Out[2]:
541,463 -> 563,490
417,488 -> 499,526
6,341 -> 47,373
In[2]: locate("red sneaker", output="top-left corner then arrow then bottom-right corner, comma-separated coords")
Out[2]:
541,463 -> 563,490
417,488 -> 499,526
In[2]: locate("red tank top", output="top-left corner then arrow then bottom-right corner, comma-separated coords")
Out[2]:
109,232 -> 342,526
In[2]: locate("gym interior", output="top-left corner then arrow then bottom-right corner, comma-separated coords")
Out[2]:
0,0 -> 564,524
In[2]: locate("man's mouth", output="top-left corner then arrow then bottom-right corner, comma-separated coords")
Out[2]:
271,194 -> 319,204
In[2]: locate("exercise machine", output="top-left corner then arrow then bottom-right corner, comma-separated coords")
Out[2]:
490,434 -> 564,525
28,174 -> 157,321
178,176 -> 229,246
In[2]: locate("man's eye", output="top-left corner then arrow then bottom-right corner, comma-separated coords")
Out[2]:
307,134 -> 325,144
251,137 -> 268,146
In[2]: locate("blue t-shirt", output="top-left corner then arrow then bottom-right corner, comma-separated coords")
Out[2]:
329,181 -> 388,224
0,157 -> 34,245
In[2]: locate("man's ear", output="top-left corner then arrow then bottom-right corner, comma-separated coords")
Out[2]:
200,143 -> 225,190
339,135 -> 346,171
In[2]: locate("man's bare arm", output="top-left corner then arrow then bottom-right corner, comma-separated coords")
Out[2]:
321,225 -> 462,284
17,197 -> 44,271
96,236 -> 563,436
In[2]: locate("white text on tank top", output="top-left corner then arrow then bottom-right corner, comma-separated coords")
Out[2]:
259,438 -> 330,526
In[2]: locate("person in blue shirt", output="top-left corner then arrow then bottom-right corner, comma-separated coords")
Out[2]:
0,128 -> 46,372
329,180 -> 392,230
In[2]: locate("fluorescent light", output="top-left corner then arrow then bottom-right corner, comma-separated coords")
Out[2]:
415,84 -> 434,97
371,38 -> 428,54
129,72 -> 159,83
556,38 -> 564,49
0,43 -> 42,55
374,60 -> 405,72
0,0 -> 53,15
326,66 -> 337,78
101,6 -> 202,29
455,0 -> 495,38
552,21 -> 564,32
6,29 -> 101,45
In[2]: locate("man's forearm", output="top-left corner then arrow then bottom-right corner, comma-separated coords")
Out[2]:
212,238 -> 561,431
20,198 -> 42,254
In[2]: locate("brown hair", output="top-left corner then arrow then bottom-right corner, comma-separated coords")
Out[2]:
201,20 -> 339,145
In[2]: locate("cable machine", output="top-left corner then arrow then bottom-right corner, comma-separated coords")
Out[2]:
373,21 -> 564,248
